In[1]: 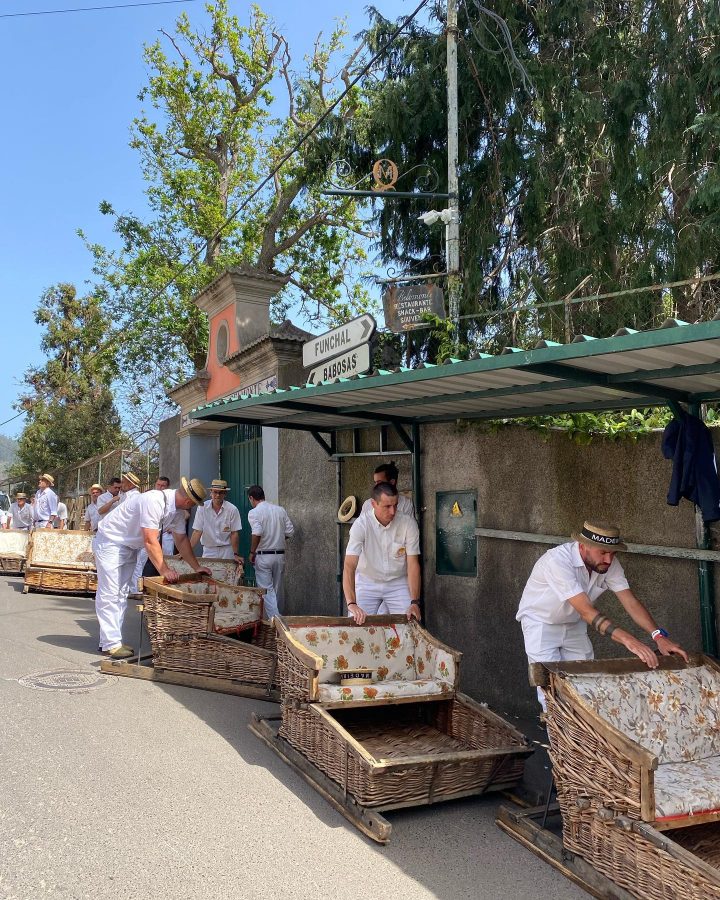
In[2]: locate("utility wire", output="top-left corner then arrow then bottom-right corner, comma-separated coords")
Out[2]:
86,0 -> 432,363
0,410 -> 24,430
0,0 -> 198,19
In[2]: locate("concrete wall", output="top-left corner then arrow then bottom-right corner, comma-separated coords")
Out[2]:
158,415 -> 181,486
279,420 -> 719,719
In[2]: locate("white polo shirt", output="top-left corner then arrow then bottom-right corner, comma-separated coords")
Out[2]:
84,501 -> 100,532
516,541 -> 630,626
361,493 -> 415,519
10,502 -> 34,530
97,489 -> 186,550
248,501 -> 294,551
34,487 -> 58,523
193,499 -> 242,549
97,490 -> 122,520
54,502 -> 68,527
347,511 -> 420,583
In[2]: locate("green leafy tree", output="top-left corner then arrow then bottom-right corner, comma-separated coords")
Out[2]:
81,0 -> 376,410
352,1 -> 720,354
12,284 -> 124,478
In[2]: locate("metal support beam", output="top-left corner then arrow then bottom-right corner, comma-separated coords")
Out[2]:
309,431 -> 334,457
269,398 -> 416,427
412,423 -> 424,614
523,362 -> 691,404
392,422 -> 415,452
690,402 -> 718,657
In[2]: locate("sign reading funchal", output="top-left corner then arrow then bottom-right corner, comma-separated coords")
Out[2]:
303,314 -> 376,385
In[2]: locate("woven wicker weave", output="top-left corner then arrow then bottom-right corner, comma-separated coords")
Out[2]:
0,555 -> 25,573
24,566 -> 97,594
151,634 -> 275,684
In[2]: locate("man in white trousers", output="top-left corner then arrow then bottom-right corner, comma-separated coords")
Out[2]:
247,485 -> 293,620
94,476 -> 209,659
190,479 -> 243,562
343,481 -> 421,624
517,519 -> 688,708
34,474 -> 58,528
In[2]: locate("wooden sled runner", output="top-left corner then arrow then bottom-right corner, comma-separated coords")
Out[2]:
253,615 -> 531,842
500,655 -> 720,899
101,571 -> 278,701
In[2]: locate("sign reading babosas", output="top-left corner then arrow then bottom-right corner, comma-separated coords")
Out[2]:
383,284 -> 445,332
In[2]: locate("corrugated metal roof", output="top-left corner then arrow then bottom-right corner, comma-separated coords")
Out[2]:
190,318 -> 720,433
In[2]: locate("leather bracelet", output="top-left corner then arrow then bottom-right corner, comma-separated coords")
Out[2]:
604,623 -> 617,638
347,602 -> 358,608
590,612 -> 605,630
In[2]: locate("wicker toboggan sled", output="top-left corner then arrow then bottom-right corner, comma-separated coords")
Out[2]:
0,530 -> 29,574
23,529 -> 97,595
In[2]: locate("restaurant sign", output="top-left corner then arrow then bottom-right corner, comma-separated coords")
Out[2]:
382,284 -> 445,332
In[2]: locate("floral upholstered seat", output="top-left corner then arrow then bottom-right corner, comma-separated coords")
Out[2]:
284,621 -> 458,707
29,530 -> 95,570
569,666 -> 720,821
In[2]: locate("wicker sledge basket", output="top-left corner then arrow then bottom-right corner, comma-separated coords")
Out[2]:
532,654 -> 720,899
0,530 -> 29,573
143,574 -> 276,689
23,529 -> 97,595
271,615 -> 530,823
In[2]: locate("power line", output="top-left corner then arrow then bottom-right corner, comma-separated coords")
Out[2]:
88,0 -> 432,362
0,0 -> 198,19
0,410 -> 24,430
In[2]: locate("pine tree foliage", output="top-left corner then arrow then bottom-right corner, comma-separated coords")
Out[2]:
352,0 -> 720,352
12,284 -> 124,477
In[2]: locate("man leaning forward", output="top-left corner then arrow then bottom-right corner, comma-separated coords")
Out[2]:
94,476 -> 210,659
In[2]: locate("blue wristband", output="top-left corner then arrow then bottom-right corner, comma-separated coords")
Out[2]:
651,628 -> 669,640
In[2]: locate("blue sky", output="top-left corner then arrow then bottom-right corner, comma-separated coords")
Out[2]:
0,0 -> 412,439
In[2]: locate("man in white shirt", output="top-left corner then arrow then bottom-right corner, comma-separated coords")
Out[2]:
190,479 -> 243,561
97,477 -> 123,520
54,501 -> 68,529
94,476 -> 209,659
247,485 -> 294,620
34,474 -> 58,528
344,482 -> 421,624
83,484 -> 103,533
360,462 -> 415,519
517,520 -> 688,706
9,493 -> 34,531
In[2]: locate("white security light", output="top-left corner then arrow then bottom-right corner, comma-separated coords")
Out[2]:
417,208 -> 460,226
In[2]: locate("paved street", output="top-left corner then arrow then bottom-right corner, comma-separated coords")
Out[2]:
0,575 -> 584,900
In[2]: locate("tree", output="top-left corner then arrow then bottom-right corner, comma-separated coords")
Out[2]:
12,284 -> 124,478
351,1 -> 720,354
81,1 -> 377,417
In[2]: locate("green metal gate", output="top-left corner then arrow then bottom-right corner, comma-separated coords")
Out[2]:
219,425 -> 262,566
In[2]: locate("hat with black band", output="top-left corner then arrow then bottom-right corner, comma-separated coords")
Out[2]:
181,475 -> 207,506
572,520 -> 628,552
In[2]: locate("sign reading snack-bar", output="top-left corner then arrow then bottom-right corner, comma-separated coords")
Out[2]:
383,284 -> 445,332
302,315 -> 376,368
307,343 -> 371,385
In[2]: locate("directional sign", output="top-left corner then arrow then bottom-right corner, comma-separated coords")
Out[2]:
303,314 -> 376,368
307,343 -> 371,385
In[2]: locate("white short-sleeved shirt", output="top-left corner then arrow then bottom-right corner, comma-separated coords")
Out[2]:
516,541 -> 630,626
97,489 -> 186,550
361,493 -> 415,520
10,502 -> 33,530
97,490 -> 122,520
346,511 -> 420,583
55,502 -> 68,526
34,487 -> 58,522
192,499 -> 242,549
247,501 -> 294,551
84,501 -> 100,532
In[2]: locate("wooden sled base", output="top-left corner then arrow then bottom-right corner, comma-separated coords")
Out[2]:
249,713 -> 393,844
496,803 -> 635,900
100,656 -> 280,702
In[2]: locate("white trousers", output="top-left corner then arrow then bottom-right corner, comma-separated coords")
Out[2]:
355,574 -> 411,615
161,532 -> 175,556
254,554 -> 285,620
95,540 -> 139,650
202,544 -> 234,559
521,618 -> 594,709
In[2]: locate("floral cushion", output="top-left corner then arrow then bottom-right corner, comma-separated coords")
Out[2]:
290,623 -> 457,694
212,586 -> 263,633
29,530 -> 95,570
164,556 -> 242,585
318,679 -> 453,704
655,756 -> 720,818
569,667 -> 720,765
0,531 -> 28,557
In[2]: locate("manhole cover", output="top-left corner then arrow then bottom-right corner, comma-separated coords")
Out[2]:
18,670 -> 108,692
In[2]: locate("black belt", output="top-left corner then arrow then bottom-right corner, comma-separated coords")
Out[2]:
256,549 -> 285,555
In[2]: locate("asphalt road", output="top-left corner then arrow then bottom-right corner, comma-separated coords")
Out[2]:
0,575 -> 585,900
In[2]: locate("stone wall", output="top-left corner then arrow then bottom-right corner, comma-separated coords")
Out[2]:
279,419 -> 717,718
158,415 -> 181,486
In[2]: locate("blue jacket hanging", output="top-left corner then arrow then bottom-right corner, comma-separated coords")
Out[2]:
662,412 -> 720,523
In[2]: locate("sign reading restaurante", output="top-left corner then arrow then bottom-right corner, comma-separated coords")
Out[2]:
383,284 -> 445,332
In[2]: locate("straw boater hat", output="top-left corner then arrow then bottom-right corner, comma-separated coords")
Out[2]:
122,472 -> 141,488
15,492 -> 27,500
90,483 -> 103,492
210,479 -> 229,492
181,476 -> 207,506
572,520 -> 628,553
40,473 -> 54,486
